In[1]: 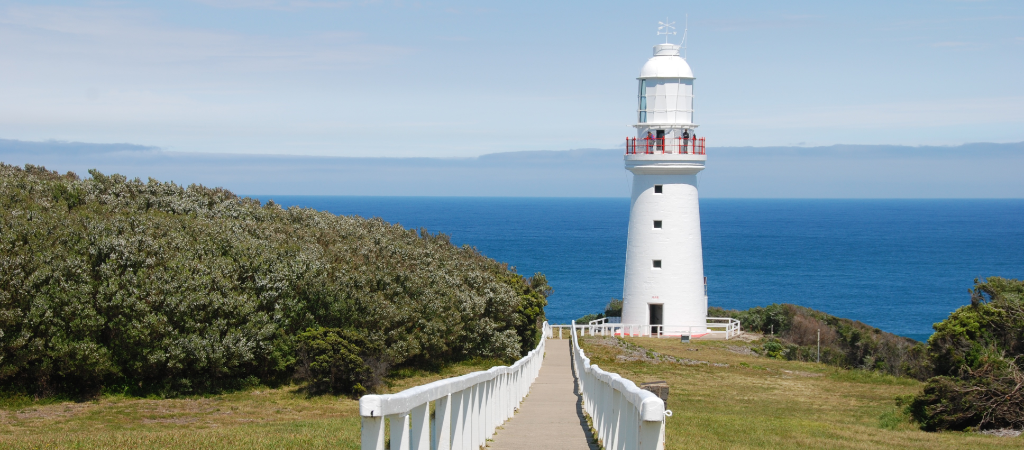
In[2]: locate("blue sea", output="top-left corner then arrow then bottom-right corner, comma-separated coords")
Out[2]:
253,197 -> 1024,342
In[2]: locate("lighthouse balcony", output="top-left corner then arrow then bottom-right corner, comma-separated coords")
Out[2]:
626,137 -> 705,155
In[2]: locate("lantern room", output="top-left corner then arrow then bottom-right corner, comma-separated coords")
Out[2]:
635,43 -> 697,146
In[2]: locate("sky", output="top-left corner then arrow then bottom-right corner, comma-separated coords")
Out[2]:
1,0 -> 1022,158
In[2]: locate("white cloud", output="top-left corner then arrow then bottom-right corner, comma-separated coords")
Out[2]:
0,4 -> 407,74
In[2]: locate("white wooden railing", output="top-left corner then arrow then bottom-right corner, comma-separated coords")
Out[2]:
706,317 -> 743,339
570,320 -> 670,450
359,322 -> 551,450
551,317 -> 742,340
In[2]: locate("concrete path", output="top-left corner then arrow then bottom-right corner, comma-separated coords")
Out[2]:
487,338 -> 599,450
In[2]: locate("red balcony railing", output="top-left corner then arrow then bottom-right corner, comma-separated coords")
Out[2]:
625,137 -> 705,155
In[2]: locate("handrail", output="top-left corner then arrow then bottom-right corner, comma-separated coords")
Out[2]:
360,322 -> 552,450
555,318 -> 742,340
570,320 -> 669,450
705,317 -> 743,339
626,136 -> 706,155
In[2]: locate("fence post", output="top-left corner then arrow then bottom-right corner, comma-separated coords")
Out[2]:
638,420 -> 663,450
450,390 -> 464,450
468,385 -> 478,449
434,394 -> 452,450
410,403 -> 430,450
361,415 -> 386,450
388,413 -> 411,450
609,389 -> 623,449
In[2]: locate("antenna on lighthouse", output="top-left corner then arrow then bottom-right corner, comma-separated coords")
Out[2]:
681,14 -> 688,60
657,19 -> 676,44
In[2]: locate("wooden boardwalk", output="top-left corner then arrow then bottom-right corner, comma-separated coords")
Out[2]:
487,338 -> 599,449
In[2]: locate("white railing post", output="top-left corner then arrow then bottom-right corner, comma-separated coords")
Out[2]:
466,385 -> 477,449
434,394 -> 452,450
476,382 -> 485,447
639,419 -> 662,450
410,403 -> 430,450
450,389 -> 465,450
609,389 -> 623,450
360,415 -> 385,450
388,413 -> 411,450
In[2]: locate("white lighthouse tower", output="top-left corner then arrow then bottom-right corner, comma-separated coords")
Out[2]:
621,23 -> 708,336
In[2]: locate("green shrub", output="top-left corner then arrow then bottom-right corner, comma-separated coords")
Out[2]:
294,328 -> 373,396
0,164 -> 549,398
709,304 -> 790,335
710,303 -> 929,379
758,338 -> 787,359
909,277 -> 1024,431
604,299 -> 623,318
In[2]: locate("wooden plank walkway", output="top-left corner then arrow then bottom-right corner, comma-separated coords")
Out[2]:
487,338 -> 599,449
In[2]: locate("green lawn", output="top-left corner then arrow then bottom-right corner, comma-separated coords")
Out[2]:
6,338 -> 1020,449
0,359 -> 503,449
578,335 -> 1021,450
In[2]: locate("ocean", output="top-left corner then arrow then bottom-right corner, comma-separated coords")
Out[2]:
253,196 -> 1024,342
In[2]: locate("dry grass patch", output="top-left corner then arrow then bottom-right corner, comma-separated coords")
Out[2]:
579,336 -> 1021,450
0,358 -> 499,449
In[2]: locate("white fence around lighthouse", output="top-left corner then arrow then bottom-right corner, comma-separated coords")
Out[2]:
358,322 -> 551,450
570,320 -> 670,450
549,317 -> 742,340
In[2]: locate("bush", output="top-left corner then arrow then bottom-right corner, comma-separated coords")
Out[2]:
757,338 -> 787,359
0,164 -> 549,398
909,360 -> 1024,432
709,304 -> 790,335
605,299 -> 623,318
709,304 -> 929,379
909,277 -> 1024,431
294,328 -> 374,396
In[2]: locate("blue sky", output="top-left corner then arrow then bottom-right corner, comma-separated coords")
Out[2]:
1,0 -> 1022,157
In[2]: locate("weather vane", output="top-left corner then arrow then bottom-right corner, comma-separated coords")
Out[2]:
657,19 -> 676,44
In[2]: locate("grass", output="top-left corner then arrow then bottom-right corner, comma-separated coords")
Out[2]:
8,338 -> 1021,449
0,358 -> 502,449
578,335 -> 1021,450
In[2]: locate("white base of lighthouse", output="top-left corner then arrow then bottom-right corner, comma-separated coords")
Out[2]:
621,153 -> 707,335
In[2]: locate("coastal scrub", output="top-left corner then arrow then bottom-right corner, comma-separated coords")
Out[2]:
0,163 -> 549,398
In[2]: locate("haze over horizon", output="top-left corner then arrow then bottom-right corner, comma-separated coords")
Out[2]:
4,138 -> 1022,198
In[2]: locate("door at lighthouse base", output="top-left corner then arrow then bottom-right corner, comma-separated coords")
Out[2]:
649,304 -> 663,335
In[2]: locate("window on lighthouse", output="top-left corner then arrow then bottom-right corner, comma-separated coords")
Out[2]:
652,260 -> 662,269
638,80 -> 647,123
654,185 -> 663,194
653,220 -> 662,229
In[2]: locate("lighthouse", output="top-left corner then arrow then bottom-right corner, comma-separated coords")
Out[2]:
620,29 -> 708,336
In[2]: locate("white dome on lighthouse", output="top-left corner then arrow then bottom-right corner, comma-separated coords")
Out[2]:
640,44 -> 694,79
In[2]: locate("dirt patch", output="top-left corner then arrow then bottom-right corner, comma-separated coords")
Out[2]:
12,402 -> 93,421
726,345 -> 758,356
133,398 -> 220,416
141,416 -> 201,425
590,337 -> 728,367
780,369 -> 824,378
979,429 -> 1021,438
734,332 -> 762,343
